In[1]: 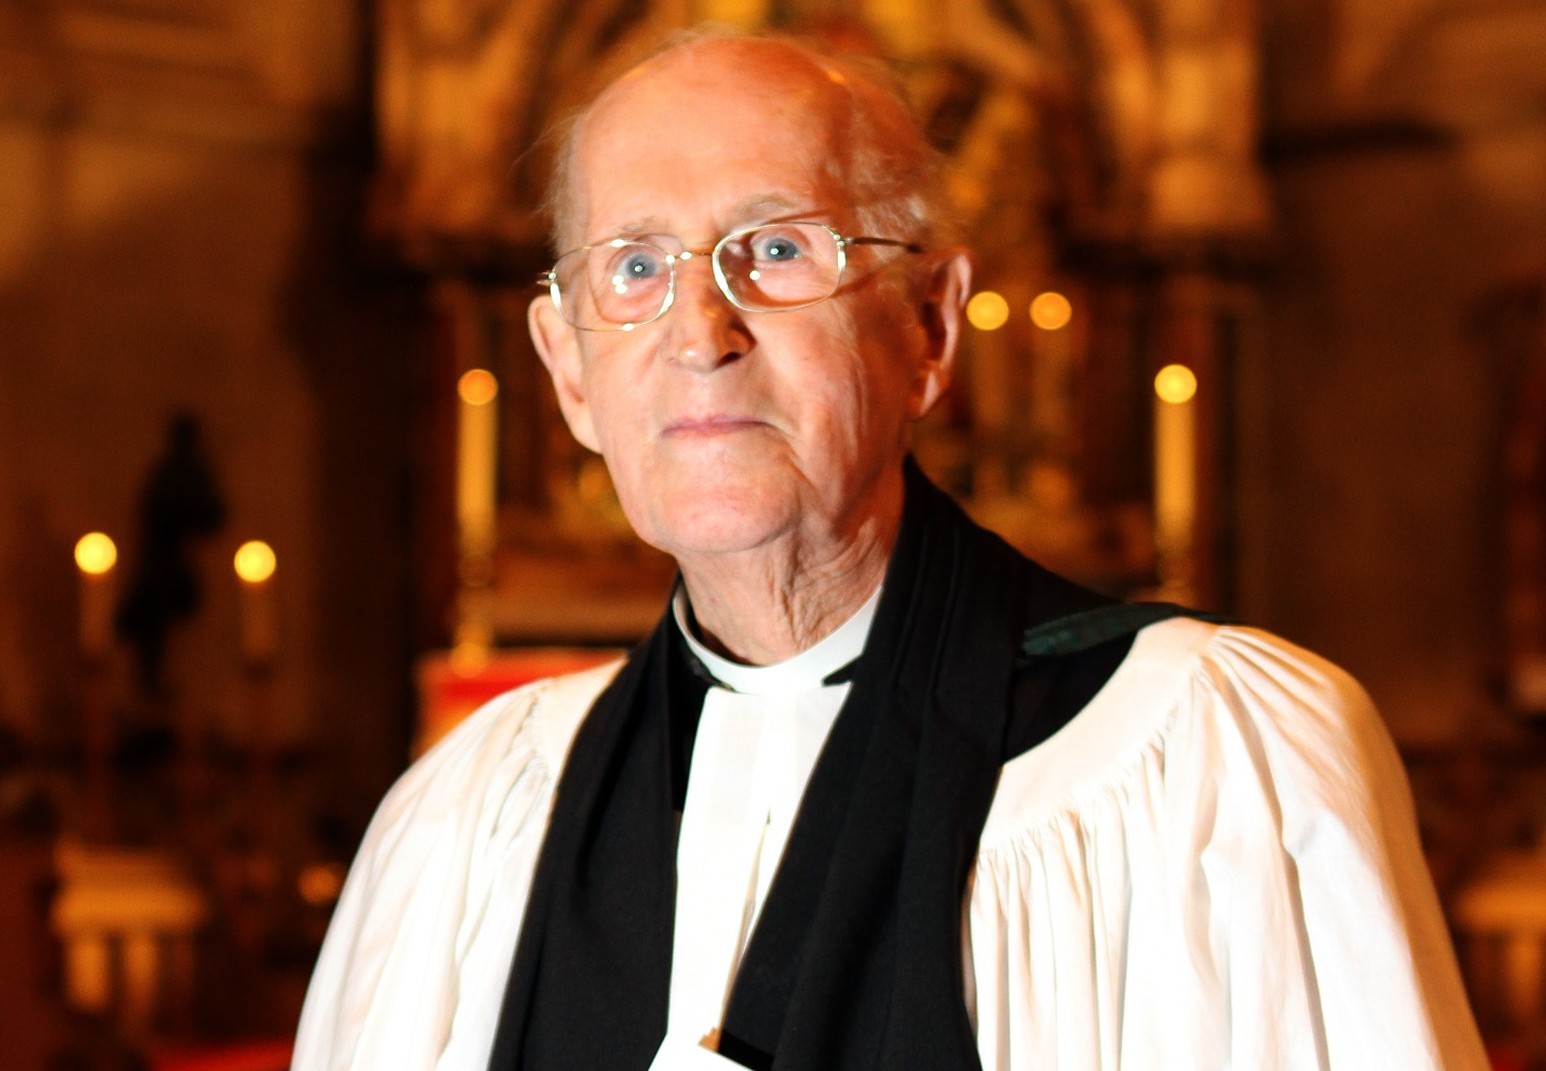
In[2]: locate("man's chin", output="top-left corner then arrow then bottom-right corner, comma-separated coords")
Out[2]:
628,491 -> 799,564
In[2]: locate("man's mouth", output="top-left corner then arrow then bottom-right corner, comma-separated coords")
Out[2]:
662,415 -> 765,437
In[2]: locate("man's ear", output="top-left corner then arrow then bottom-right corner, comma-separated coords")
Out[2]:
908,248 -> 973,421
529,295 -> 601,453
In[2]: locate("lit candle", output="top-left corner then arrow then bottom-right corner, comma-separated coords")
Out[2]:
1153,364 -> 1198,561
1030,291 -> 1073,332
457,369 -> 499,558
1029,291 -> 1077,475
73,533 -> 117,660
234,540 -> 277,665
966,291 -> 1010,332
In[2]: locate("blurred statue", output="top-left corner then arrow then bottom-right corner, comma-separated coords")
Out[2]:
114,413 -> 226,695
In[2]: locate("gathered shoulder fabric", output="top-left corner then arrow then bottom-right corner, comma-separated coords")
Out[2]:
291,622 -> 1487,1071
970,618 -> 1486,1070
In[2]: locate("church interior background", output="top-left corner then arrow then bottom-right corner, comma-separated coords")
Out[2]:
3,0 -> 1546,1065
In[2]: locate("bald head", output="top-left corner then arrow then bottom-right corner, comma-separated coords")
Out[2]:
545,32 -> 948,254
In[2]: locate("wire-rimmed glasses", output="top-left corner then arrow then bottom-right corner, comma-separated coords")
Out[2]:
539,221 -> 924,332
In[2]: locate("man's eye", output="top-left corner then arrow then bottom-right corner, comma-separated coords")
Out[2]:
616,250 -> 663,279
752,232 -> 805,262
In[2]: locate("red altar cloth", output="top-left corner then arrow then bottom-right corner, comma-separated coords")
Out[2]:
415,647 -> 623,754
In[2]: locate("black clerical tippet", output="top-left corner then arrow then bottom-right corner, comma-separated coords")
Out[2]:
487,461 -> 1210,1070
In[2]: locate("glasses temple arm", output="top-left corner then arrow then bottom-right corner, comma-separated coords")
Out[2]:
845,237 -> 926,254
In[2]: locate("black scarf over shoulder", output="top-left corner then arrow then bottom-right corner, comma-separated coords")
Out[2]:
488,462 -> 1196,1070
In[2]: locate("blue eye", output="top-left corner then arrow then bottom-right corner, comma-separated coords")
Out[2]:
752,231 -> 806,262
619,250 -> 663,278
603,244 -> 668,296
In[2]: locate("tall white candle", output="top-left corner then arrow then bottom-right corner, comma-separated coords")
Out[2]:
74,533 -> 117,660
457,369 -> 499,558
234,540 -> 277,666
1153,364 -> 1198,558
1029,291 -> 1077,473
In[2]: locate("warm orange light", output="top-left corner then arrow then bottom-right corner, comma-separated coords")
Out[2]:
1154,364 -> 1198,405
297,863 -> 346,906
74,533 -> 117,575
966,291 -> 1010,331
458,368 -> 499,406
1030,291 -> 1073,331
450,640 -> 490,677
234,540 -> 277,584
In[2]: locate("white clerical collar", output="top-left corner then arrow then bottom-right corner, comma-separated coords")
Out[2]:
673,583 -> 882,696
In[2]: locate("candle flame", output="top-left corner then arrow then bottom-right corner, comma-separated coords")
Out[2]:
1155,364 -> 1198,405
235,540 -> 277,583
1030,292 -> 1073,331
966,291 -> 1010,331
458,369 -> 499,406
74,533 -> 117,575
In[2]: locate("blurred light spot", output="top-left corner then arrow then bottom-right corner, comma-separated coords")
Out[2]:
966,291 -> 1010,331
298,863 -> 346,906
450,641 -> 490,677
234,540 -> 277,583
74,533 -> 117,575
1030,291 -> 1073,331
458,369 -> 499,406
1154,364 -> 1198,405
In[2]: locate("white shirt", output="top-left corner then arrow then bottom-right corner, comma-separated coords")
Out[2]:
667,587 -> 878,1044
291,619 -> 1488,1070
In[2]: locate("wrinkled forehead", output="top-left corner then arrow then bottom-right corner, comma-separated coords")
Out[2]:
568,41 -> 858,242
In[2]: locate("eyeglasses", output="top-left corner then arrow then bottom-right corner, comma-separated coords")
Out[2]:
539,221 -> 924,332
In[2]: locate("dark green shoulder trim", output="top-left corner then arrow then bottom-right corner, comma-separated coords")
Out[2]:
1019,602 -> 1233,662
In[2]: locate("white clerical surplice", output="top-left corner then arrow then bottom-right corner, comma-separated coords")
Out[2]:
293,613 -> 1489,1071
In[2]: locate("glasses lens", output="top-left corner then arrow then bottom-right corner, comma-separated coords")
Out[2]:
716,223 -> 841,312
553,240 -> 673,329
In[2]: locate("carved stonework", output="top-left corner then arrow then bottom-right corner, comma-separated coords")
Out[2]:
1479,274 -> 1546,713
371,0 -> 1270,262
0,0 -> 356,143
373,0 -> 676,262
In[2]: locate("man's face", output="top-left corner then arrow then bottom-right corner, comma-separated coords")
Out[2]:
530,42 -> 967,563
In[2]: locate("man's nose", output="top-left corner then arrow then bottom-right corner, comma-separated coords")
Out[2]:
666,256 -> 751,371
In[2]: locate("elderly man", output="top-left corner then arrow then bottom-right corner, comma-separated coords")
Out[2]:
293,31 -> 1486,1071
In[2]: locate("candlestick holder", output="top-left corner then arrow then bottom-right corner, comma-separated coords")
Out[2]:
78,652 -> 116,844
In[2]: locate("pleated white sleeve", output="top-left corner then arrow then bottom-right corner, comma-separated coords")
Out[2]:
967,620 -> 1488,1070
290,663 -> 622,1071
